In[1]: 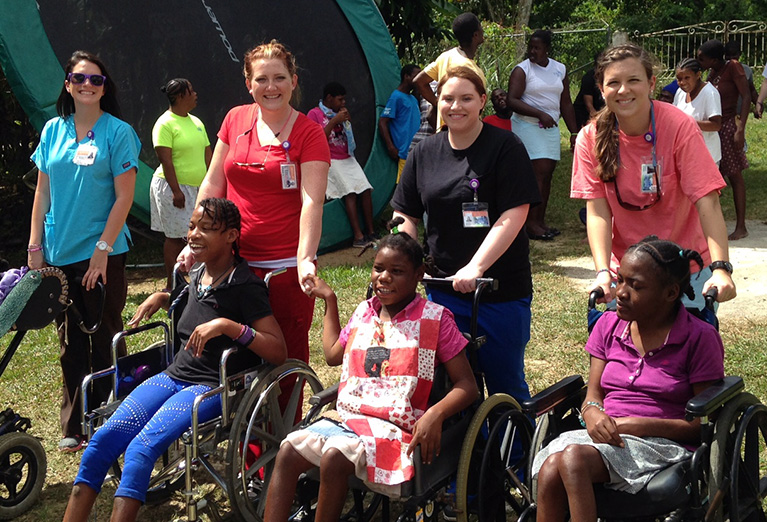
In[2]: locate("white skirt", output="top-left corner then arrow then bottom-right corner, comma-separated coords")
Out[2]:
326,157 -> 373,200
149,175 -> 199,238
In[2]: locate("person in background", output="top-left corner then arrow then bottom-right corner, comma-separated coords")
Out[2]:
573,56 -> 605,129
408,80 -> 437,155
753,60 -> 767,118
657,80 -> 678,103
379,64 -> 422,183
724,40 -> 758,119
414,12 -> 486,129
508,29 -> 579,241
572,44 -> 736,313
483,88 -> 512,131
308,82 -> 377,248
673,58 -> 722,164
698,39 -> 750,240
28,50 -> 140,452
150,78 -> 212,290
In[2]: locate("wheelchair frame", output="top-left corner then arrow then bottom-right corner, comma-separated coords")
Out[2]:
80,268 -> 325,521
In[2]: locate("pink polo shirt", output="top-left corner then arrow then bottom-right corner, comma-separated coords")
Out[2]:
571,101 -> 726,269
586,307 -> 724,422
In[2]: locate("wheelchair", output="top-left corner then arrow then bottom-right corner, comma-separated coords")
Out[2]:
0,266 -> 104,520
284,277 -> 535,522
80,268 -> 325,521
473,289 -> 767,522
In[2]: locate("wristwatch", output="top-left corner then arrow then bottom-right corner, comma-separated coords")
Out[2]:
709,260 -> 733,274
96,240 -> 114,253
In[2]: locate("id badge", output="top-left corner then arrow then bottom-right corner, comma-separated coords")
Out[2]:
640,162 -> 660,194
280,163 -> 298,189
462,202 -> 490,228
73,143 -> 98,166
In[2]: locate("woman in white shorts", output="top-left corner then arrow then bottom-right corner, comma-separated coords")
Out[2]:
150,78 -> 212,288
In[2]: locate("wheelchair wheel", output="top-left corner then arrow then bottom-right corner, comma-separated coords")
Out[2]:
727,402 -> 767,522
226,360 -> 324,522
708,392 -> 765,522
0,432 -> 46,520
456,394 -> 532,522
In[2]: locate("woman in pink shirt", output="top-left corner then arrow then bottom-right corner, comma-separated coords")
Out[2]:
571,44 -> 736,310
533,236 -> 725,522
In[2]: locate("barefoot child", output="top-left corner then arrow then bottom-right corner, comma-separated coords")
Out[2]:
264,218 -> 478,522
63,198 -> 286,522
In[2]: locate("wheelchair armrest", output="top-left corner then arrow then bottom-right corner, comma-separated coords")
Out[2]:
685,376 -> 744,421
309,382 -> 339,408
301,383 -> 340,427
521,375 -> 585,416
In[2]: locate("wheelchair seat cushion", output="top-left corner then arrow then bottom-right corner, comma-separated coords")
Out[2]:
532,429 -> 690,494
595,460 -> 691,518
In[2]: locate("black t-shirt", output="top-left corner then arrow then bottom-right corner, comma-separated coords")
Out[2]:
165,259 -> 272,387
392,123 -> 540,302
573,69 -> 605,128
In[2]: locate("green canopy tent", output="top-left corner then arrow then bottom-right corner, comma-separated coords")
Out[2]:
0,0 -> 400,252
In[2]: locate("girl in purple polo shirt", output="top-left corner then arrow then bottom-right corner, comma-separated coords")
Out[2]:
533,236 -> 725,522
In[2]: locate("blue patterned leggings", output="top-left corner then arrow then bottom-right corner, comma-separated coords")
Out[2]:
74,372 -> 221,502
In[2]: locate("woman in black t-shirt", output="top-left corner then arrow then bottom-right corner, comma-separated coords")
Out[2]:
63,198 -> 286,522
391,66 -> 540,405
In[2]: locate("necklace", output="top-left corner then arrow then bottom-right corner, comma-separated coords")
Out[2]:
257,107 -> 293,166
196,262 -> 235,299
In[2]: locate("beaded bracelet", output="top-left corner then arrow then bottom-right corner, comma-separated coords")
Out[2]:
578,401 -> 605,427
27,244 -> 43,252
595,268 -> 612,278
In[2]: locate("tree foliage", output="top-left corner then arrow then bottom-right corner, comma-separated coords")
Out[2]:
374,0 -> 458,59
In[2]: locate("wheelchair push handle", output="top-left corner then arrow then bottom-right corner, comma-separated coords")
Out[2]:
704,287 -> 717,311
588,287 -> 605,310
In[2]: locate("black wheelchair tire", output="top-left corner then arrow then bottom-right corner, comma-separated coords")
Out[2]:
0,432 -> 46,520
727,403 -> 767,522
709,392 -> 761,522
456,394 -> 530,522
225,360 -> 324,522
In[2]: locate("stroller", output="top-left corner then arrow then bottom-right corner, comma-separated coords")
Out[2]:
0,266 -> 103,519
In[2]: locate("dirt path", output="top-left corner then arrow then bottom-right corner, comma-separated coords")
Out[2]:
553,220 -> 767,321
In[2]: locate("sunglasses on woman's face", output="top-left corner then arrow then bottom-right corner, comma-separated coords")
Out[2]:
67,72 -> 107,87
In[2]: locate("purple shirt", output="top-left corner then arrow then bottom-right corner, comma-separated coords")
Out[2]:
586,307 -> 724,420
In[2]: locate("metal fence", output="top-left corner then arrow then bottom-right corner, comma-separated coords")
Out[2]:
633,21 -> 767,79
479,20 -> 767,88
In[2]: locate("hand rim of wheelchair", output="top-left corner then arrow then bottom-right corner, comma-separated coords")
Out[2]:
0,431 -> 47,520
225,360 -> 325,521
708,392 -> 767,522
455,393 -> 532,522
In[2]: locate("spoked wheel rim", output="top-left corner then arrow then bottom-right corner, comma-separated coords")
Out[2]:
709,392 -> 762,522
226,361 -> 324,522
479,407 -> 533,520
456,394 -> 532,522
728,404 -> 767,522
0,432 -> 46,519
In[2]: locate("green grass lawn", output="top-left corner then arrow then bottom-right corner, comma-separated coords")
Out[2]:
1,116 -> 766,520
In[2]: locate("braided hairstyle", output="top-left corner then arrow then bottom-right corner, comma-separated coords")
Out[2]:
624,235 -> 704,302
593,44 -> 656,182
676,57 -> 702,75
379,217 -> 424,270
197,198 -> 243,261
161,78 -> 193,106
